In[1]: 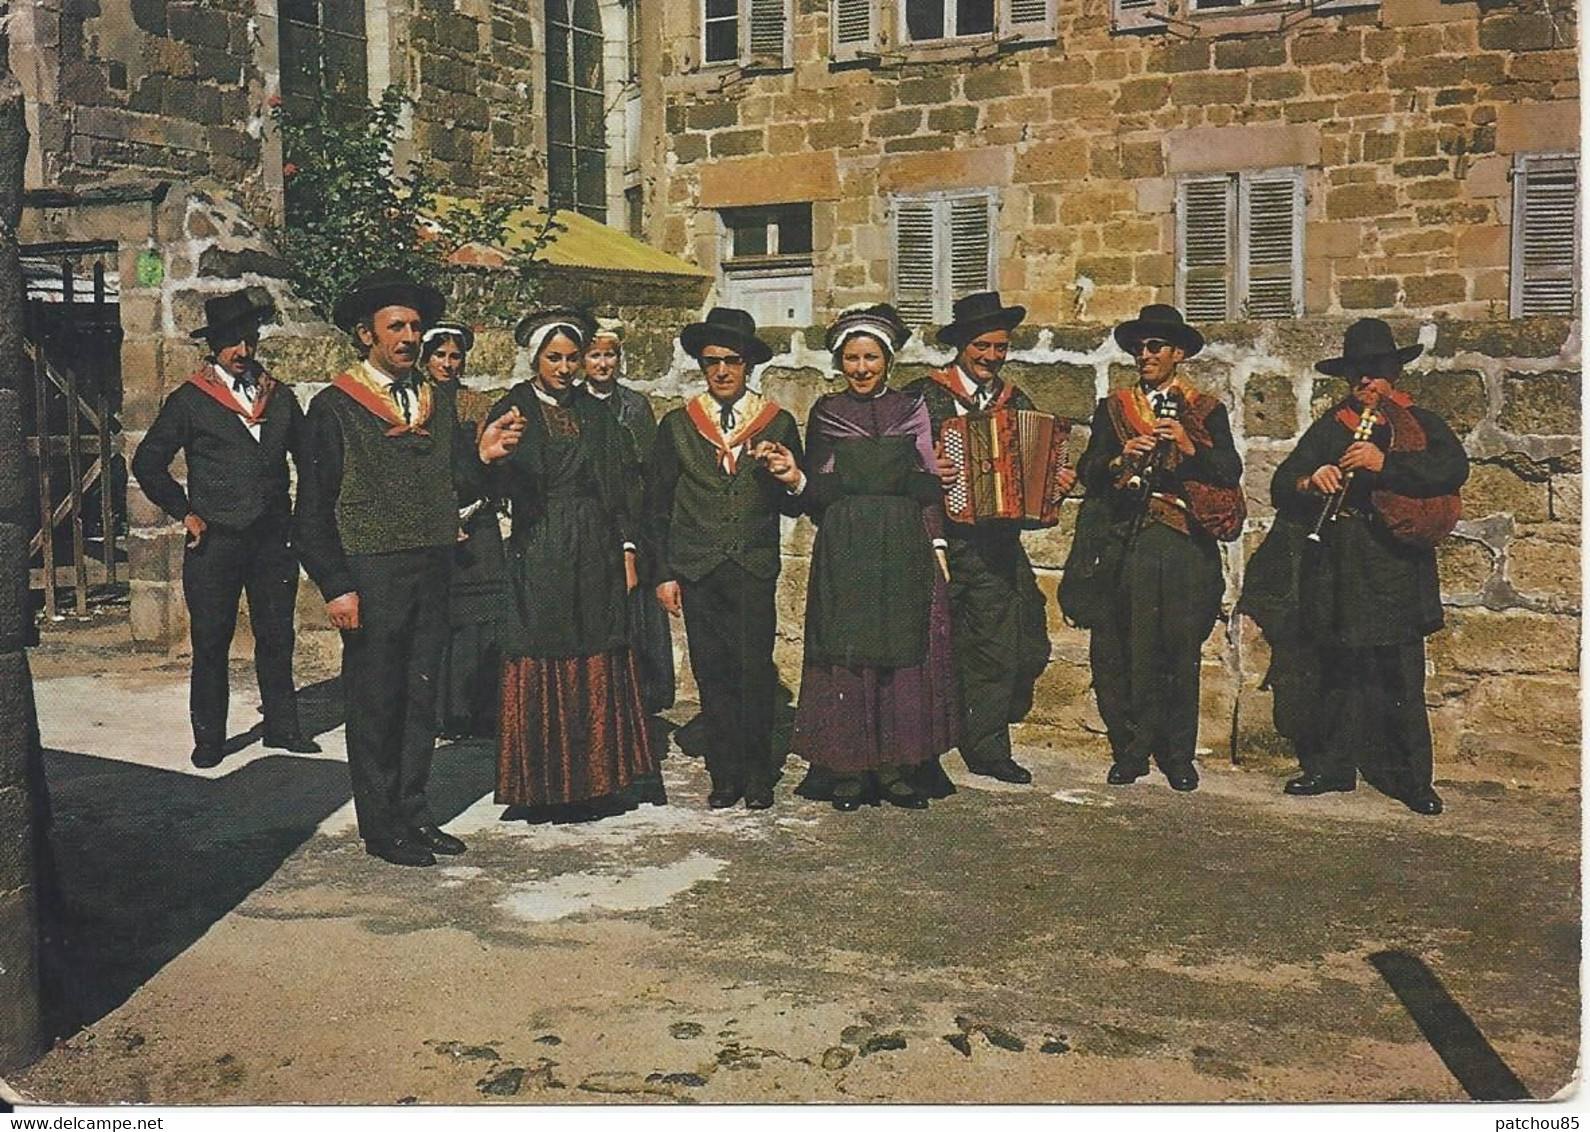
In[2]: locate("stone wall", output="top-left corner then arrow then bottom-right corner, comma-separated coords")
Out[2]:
652,0 -> 1579,326
650,315 -> 1581,787
9,0 -> 278,221
119,306 -> 1579,786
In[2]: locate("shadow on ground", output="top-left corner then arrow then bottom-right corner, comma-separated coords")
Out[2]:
40,679 -> 498,1033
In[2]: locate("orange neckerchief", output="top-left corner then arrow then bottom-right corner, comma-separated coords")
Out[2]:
331,363 -> 434,437
187,365 -> 275,425
928,366 -> 1013,413
1111,377 -> 1199,438
686,391 -> 781,475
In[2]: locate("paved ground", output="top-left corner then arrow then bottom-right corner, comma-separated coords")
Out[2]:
6,645 -> 1582,1106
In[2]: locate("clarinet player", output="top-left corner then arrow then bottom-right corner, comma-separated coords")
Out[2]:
1271,320 -> 1468,815
1076,305 -> 1242,792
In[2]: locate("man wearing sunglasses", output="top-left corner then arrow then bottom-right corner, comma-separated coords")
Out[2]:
645,307 -> 804,810
1074,304 -> 1242,793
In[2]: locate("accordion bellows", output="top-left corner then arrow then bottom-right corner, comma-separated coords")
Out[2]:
940,409 -> 1072,526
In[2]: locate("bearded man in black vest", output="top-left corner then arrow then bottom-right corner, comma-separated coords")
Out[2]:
295,270 -> 522,866
645,308 -> 804,811
132,287 -> 317,768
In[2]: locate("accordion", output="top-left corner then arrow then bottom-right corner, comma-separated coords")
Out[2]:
940,409 -> 1072,527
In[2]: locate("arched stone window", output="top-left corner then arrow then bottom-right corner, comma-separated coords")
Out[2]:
546,0 -> 608,221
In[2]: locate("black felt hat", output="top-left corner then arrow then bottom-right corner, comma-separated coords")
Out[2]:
331,269 -> 446,332
1315,318 -> 1424,377
679,306 -> 774,366
190,286 -> 277,343
1113,303 -> 1205,358
935,291 -> 1026,347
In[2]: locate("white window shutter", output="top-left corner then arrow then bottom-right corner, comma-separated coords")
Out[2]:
1112,0 -> 1171,33
893,199 -> 939,327
746,0 -> 791,66
1179,175 -> 1234,323
1512,154 -> 1580,317
1003,0 -> 1056,40
949,195 -> 994,303
832,0 -> 877,60
1241,170 -> 1303,319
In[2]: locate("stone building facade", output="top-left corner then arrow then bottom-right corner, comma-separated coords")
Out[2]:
646,0 -> 1579,328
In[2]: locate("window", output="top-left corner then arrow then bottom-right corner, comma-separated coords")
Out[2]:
278,0 -> 367,122
719,203 -> 814,326
546,0 -> 608,221
1511,154 -> 1580,318
1112,0 -> 1370,30
625,0 -> 643,84
702,0 -> 791,68
905,0 -> 995,38
1177,169 -> 1303,322
897,0 -> 1053,41
891,191 -> 995,325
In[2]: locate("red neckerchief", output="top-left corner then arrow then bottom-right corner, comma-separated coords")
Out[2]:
1335,390 -> 1413,433
331,369 -> 432,437
1334,392 -> 1423,452
187,365 -> 275,425
685,394 -> 782,475
928,366 -> 1013,413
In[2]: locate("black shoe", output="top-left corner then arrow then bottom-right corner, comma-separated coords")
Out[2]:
1165,766 -> 1199,792
1106,763 -> 1146,786
708,786 -> 742,809
1403,789 -> 1443,815
365,838 -> 436,867
744,787 -> 774,810
264,730 -> 322,753
832,775 -> 865,812
1284,773 -> 1356,797
410,824 -> 467,855
973,759 -> 1033,785
264,731 -> 322,754
191,743 -> 224,769
881,780 -> 929,810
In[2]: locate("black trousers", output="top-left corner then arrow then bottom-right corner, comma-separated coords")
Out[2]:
182,518 -> 302,748
1313,641 -> 1433,793
1089,521 -> 1222,771
342,546 -> 452,842
945,532 -> 1050,769
680,561 -> 778,792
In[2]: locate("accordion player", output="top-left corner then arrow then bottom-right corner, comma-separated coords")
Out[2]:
940,408 -> 1073,527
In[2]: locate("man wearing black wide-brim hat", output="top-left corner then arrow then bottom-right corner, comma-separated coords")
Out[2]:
1270,318 -> 1468,815
294,269 -> 524,865
1072,304 -> 1243,793
644,306 -> 804,810
133,286 -> 319,769
901,291 -> 1076,785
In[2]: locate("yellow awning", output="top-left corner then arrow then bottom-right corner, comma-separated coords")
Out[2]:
431,197 -> 709,279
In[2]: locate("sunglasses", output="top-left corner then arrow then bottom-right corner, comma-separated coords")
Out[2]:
701,353 -> 747,368
1136,338 -> 1174,355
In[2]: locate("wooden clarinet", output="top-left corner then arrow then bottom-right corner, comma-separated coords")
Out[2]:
1307,408 -> 1379,543
1125,388 -> 1182,500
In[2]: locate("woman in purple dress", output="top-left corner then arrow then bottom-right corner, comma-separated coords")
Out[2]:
778,304 -> 960,810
